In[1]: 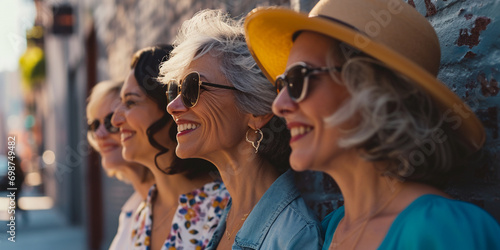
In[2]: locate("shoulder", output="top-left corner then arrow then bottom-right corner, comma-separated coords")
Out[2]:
184,181 -> 230,212
122,191 -> 143,212
381,194 -> 500,249
267,196 -> 323,248
321,206 -> 344,249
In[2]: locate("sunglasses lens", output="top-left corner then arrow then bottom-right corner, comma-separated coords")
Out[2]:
167,80 -> 179,104
182,72 -> 200,108
275,76 -> 285,94
104,113 -> 119,133
286,65 -> 306,100
88,120 -> 99,132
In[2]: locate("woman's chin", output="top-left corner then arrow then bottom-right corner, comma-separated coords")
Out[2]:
101,158 -> 126,171
289,153 -> 314,172
175,145 -> 196,159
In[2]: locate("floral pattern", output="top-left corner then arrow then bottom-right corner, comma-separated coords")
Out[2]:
130,181 -> 230,250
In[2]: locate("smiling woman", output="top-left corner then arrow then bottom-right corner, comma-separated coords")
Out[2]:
86,79 -> 154,250
111,45 -> 229,250
245,0 -> 500,249
161,9 -> 322,249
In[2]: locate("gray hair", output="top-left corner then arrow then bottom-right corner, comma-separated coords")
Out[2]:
159,9 -> 275,116
324,43 -> 469,187
159,9 -> 291,171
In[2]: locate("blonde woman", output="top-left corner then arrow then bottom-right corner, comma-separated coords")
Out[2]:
86,80 -> 154,249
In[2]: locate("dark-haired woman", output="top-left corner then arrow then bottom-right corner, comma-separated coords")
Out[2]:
112,45 -> 230,250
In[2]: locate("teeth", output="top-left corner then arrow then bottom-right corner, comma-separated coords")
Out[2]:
178,123 -> 200,132
290,126 -> 312,137
121,132 -> 133,141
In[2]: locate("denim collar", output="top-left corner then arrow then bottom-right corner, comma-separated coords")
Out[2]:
206,170 -> 300,249
234,169 -> 300,248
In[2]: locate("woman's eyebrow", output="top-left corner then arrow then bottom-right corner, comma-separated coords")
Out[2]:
124,92 -> 141,98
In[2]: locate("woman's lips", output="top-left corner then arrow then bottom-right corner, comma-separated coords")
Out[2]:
120,130 -> 135,142
176,120 -> 201,136
288,123 -> 313,143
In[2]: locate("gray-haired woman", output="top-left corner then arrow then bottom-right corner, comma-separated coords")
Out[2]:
162,9 -> 322,250
245,0 -> 500,249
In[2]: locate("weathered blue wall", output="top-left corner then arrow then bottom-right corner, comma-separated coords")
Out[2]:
92,0 -> 500,222
295,0 -> 500,223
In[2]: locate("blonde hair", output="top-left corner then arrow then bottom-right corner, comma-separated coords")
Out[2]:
86,80 -> 126,180
86,80 -> 123,151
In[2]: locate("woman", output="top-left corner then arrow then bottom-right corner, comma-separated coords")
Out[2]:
111,45 -> 230,250
245,0 -> 500,249
162,10 -> 322,250
86,80 -> 154,250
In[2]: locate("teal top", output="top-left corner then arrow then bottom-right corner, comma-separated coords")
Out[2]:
322,194 -> 500,250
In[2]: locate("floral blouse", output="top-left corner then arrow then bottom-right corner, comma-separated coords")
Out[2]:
130,181 -> 230,250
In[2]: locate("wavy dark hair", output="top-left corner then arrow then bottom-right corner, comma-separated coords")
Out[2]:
131,45 -> 217,178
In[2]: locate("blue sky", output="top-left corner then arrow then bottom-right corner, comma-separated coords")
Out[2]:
0,0 -> 36,72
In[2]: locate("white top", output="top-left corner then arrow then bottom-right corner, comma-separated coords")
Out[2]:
109,191 -> 143,250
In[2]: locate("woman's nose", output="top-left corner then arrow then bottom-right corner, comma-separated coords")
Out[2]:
272,87 -> 297,117
111,105 -> 125,128
167,94 -> 188,116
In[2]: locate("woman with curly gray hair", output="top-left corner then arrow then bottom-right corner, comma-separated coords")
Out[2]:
245,0 -> 500,249
162,9 -> 322,250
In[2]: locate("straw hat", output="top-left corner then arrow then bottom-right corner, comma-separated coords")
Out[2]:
244,0 -> 485,151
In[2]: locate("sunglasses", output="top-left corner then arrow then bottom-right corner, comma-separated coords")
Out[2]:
275,62 -> 342,103
166,71 -> 238,108
88,112 -> 119,134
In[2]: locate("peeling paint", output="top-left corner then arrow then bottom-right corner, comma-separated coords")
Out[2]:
424,0 -> 437,16
464,51 -> 477,58
457,16 -> 492,49
478,73 -> 499,97
408,0 -> 416,8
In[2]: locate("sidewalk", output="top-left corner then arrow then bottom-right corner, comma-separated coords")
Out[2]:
0,204 -> 86,250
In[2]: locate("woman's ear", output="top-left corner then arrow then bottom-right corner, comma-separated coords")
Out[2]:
248,113 -> 274,130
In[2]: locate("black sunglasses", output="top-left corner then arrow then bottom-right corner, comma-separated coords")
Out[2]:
275,62 -> 342,103
166,71 -> 238,108
88,112 -> 119,134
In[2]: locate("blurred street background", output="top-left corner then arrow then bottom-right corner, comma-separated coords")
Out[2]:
0,0 -> 499,249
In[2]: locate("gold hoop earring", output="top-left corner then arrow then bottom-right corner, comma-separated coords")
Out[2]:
245,128 -> 263,153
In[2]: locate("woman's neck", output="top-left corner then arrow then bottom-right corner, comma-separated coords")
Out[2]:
149,149 -> 215,208
324,154 -> 405,225
324,153 -> 445,227
207,143 -> 280,215
120,163 -> 154,199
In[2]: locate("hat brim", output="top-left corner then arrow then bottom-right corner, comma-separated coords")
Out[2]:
245,7 -> 485,151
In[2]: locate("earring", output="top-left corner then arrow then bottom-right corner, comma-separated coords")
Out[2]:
245,128 -> 263,153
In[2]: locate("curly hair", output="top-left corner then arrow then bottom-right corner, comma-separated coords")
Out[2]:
132,45 -> 218,178
159,9 -> 290,172
324,42 -> 471,187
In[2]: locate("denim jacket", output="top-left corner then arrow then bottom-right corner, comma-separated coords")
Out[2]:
206,170 -> 323,250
